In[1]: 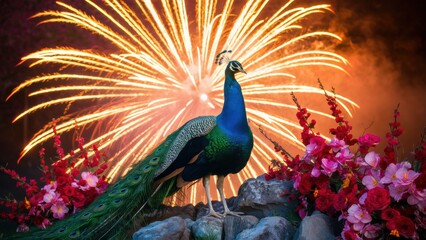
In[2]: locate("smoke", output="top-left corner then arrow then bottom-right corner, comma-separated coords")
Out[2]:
328,0 -> 426,151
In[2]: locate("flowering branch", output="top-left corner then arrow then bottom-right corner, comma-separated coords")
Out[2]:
0,120 -> 109,232
264,84 -> 425,239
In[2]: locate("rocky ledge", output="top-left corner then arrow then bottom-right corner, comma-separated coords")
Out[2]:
132,175 -> 339,240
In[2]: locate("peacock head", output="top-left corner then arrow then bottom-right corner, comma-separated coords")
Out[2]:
216,50 -> 246,76
226,60 -> 247,75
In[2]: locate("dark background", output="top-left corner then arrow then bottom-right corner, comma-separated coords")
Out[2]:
0,0 -> 425,232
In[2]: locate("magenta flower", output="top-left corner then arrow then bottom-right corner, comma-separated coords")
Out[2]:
311,166 -> 321,177
347,204 -> 372,231
321,158 -> 338,176
364,151 -> 380,168
362,170 -> 383,190
358,133 -> 381,147
305,136 -> 326,156
51,201 -> 69,219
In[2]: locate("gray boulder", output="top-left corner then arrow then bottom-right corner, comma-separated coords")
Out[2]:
132,216 -> 189,240
223,215 -> 259,240
293,211 -> 336,240
191,216 -> 223,240
235,175 -> 297,219
235,216 -> 295,240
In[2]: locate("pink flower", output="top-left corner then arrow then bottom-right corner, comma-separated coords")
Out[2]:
43,191 -> 60,204
380,163 -> 398,184
16,224 -> 29,233
358,133 -> 381,147
81,172 -> 99,188
42,182 -> 56,192
335,147 -> 354,163
388,184 -> 409,201
40,218 -> 52,229
347,204 -> 372,231
321,158 -> 338,176
364,151 -> 380,168
360,223 -> 382,239
328,137 -> 347,152
362,170 -> 383,190
407,187 -> 426,209
51,201 -> 69,219
395,167 -> 420,186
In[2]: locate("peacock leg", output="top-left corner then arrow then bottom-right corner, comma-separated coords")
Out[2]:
217,175 -> 244,217
203,175 -> 222,218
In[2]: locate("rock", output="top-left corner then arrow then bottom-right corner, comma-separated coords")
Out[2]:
235,216 -> 295,240
132,216 -> 188,240
293,211 -> 336,240
223,215 -> 259,240
235,175 -> 297,219
191,216 -> 223,240
184,218 -> 195,229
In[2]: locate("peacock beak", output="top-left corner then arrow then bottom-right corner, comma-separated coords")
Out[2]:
241,69 -> 247,74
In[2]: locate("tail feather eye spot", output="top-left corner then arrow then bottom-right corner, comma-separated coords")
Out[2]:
113,199 -> 122,206
133,175 -> 141,180
69,231 -> 81,238
143,165 -> 152,173
155,147 -> 163,153
94,203 -> 106,212
149,157 -> 160,165
115,187 -> 129,197
81,212 -> 92,220
109,189 -> 118,196
57,227 -> 67,233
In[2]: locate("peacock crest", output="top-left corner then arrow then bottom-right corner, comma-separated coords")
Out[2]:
215,50 -> 246,74
215,50 -> 232,65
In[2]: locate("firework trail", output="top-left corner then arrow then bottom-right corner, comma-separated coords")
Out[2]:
8,0 -> 357,203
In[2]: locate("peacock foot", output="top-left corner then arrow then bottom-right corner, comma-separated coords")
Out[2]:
206,209 -> 224,218
222,210 -> 244,217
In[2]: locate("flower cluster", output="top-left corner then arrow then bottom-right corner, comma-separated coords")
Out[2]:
0,121 -> 109,232
265,88 -> 425,239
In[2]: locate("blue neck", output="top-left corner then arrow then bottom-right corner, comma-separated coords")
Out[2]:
217,70 -> 249,133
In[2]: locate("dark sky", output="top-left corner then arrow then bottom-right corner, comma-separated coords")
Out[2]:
0,0 -> 425,192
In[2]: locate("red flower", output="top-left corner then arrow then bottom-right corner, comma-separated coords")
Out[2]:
364,187 -> 390,212
315,189 -> 334,213
395,216 -> 416,237
56,176 -> 69,186
381,207 -> 400,221
63,186 -> 75,197
72,191 -> 86,208
333,192 -> 348,211
298,173 -> 312,195
342,229 -> 359,240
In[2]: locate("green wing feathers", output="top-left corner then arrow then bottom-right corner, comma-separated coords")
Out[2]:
8,116 -> 216,240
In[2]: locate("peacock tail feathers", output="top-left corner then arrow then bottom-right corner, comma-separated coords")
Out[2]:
8,116 -> 216,240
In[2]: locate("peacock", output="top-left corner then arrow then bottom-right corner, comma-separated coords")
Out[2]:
9,51 -> 253,239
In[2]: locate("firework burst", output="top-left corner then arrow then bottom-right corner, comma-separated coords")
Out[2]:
9,0 -> 358,203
